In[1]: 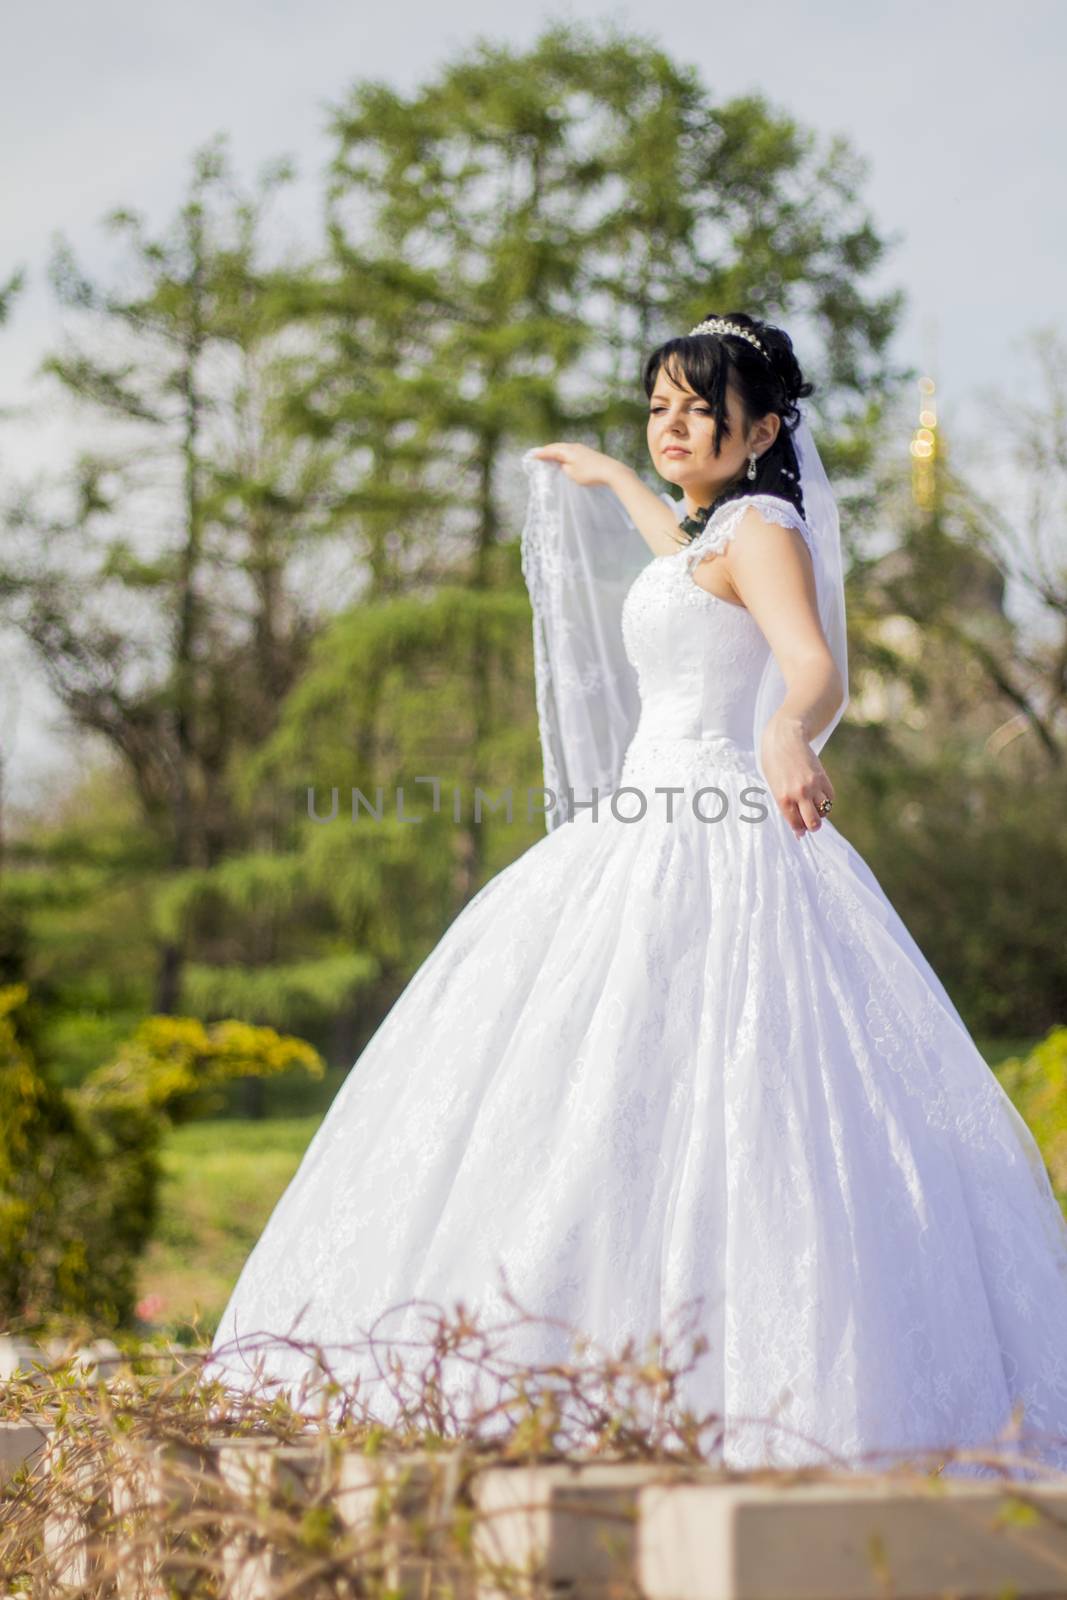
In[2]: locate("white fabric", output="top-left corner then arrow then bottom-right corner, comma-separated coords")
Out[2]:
205,458 -> 1067,1478
519,455 -> 649,830
520,408 -> 848,820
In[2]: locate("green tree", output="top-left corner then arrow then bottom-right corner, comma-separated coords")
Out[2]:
279,20 -> 906,902
1,138 -> 338,1013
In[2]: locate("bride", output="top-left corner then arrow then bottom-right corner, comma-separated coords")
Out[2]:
206,311 -> 1067,1476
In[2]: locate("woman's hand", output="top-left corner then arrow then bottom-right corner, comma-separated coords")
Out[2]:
530,442 -> 623,489
760,713 -> 835,841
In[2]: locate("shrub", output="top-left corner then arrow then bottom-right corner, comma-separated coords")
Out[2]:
0,984 -> 323,1332
996,1026 -> 1067,1203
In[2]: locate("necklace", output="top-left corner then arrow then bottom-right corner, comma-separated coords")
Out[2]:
678,502 -> 716,541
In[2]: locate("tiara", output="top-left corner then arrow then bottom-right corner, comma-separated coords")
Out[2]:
687,318 -> 768,358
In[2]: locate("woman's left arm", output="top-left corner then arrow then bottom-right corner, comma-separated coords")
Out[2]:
723,508 -> 845,841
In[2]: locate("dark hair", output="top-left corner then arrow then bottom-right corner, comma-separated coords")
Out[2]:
641,311 -> 815,527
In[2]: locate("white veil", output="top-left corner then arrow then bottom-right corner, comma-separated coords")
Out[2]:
520,404 -> 849,830
519,453 -> 650,831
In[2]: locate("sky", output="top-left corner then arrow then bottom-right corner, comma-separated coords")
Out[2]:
2,0 -> 1065,807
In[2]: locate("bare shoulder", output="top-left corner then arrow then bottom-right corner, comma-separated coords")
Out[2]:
722,501 -> 818,613
728,499 -> 815,562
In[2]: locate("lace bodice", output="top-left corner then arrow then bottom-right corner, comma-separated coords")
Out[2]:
620,492 -> 816,750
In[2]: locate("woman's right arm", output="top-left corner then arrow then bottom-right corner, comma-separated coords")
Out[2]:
603,462 -> 688,557
530,443 -> 685,558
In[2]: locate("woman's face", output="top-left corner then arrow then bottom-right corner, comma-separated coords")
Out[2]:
646,364 -> 776,510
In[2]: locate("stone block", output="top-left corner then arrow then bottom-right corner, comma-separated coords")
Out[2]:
110,1435 -> 221,1600
40,1430 -> 112,1590
637,1475 -> 1067,1600
0,1419 -> 52,1485
0,1337 -> 46,1383
472,1459 -> 694,1598
216,1434 -> 338,1600
334,1445 -> 474,1599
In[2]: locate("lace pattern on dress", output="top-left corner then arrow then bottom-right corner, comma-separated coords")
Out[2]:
681,493 -> 817,575
519,460 -> 566,813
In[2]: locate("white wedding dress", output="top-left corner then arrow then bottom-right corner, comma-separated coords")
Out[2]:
206,460 -> 1067,1477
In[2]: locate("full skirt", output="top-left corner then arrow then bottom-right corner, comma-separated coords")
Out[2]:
206,732 -> 1067,1477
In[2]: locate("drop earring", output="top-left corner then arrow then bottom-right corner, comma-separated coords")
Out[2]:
747,452 -> 758,481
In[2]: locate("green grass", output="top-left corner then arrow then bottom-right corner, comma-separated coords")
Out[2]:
138,1115 -> 323,1341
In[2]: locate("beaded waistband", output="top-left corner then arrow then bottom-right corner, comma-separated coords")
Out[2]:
619,731 -> 762,789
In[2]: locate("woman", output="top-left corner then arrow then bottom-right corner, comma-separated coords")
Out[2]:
206,312 -> 1067,1476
